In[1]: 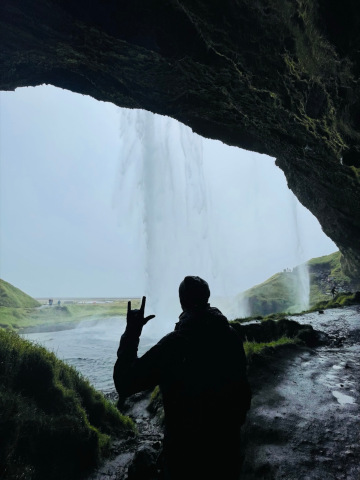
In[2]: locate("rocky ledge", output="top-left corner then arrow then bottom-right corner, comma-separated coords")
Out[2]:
1,0 -> 360,280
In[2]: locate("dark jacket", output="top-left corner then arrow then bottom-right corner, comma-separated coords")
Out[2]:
114,305 -> 251,479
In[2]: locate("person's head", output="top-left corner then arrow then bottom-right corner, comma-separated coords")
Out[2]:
179,276 -> 210,310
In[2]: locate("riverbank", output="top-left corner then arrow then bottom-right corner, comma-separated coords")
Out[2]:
0,299 -> 140,332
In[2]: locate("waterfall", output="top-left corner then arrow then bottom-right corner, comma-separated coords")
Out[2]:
115,108 -> 313,335
289,193 -> 310,311
116,109 -> 216,337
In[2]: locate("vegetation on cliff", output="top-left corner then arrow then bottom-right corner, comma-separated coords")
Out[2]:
238,268 -> 306,317
0,279 -> 40,308
310,291 -> 360,312
0,329 -> 135,480
307,251 -> 354,302
237,251 -> 357,317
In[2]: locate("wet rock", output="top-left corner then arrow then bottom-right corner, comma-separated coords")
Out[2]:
296,327 -> 319,347
236,317 -> 329,349
240,306 -> 360,480
126,444 -> 161,480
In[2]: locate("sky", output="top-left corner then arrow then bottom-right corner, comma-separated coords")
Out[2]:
0,85 -> 337,304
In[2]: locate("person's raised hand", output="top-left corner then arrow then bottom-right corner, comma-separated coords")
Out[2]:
126,296 -> 155,335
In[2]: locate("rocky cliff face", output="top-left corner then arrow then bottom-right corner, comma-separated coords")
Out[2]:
1,0 -> 360,279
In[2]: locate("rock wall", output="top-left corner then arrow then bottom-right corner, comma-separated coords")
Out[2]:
1,0 -> 359,279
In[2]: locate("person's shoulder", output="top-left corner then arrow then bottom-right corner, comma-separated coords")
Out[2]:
148,330 -> 189,359
206,306 -> 230,325
156,330 -> 189,348
207,306 -> 226,317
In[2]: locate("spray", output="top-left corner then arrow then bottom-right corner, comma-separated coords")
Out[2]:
289,192 -> 310,311
116,109 -> 216,338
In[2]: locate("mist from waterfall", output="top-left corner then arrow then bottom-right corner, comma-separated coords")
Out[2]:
289,192 -> 310,311
115,109 -> 216,337
1,85 -> 337,308
115,109 -> 312,337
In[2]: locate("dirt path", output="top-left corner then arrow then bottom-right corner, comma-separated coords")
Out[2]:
241,306 -> 360,479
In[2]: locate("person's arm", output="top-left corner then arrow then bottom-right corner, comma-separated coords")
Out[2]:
113,296 -> 157,399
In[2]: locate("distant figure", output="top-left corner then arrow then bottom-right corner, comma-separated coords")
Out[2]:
114,276 -> 252,480
57,300 -> 61,306
331,285 -> 337,298
48,298 -> 53,306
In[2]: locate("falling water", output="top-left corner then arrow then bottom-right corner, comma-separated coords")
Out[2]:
115,109 -> 314,330
116,109 -> 217,337
289,192 -> 310,311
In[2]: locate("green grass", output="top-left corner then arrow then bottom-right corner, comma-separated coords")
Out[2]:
243,336 -> 296,362
0,279 -> 141,331
310,291 -> 360,311
0,279 -> 40,308
308,251 -> 351,283
0,300 -> 138,331
147,385 -> 165,425
307,251 -> 354,304
234,290 -> 359,325
0,329 -> 135,480
238,268 -> 308,316
235,251 -> 358,317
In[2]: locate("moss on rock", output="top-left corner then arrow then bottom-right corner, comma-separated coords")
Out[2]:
1,0 -> 360,279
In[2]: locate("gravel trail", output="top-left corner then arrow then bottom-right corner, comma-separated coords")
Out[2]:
241,306 -> 360,479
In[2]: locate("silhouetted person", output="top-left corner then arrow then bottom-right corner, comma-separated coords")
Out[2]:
114,276 -> 251,480
331,285 -> 337,298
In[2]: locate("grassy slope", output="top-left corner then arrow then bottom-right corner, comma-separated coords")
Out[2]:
0,329 -> 134,480
243,336 -> 296,360
238,251 -> 356,317
240,271 -> 300,316
308,251 -> 353,303
0,279 -> 40,308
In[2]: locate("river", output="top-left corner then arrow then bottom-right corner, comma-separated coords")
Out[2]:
21,316 -> 157,394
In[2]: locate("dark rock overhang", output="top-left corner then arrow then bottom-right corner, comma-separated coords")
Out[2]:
1,0 -> 360,282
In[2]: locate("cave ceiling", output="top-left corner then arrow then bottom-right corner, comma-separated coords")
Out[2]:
1,0 -> 360,282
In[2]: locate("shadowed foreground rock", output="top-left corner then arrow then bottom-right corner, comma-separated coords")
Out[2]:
1,0 -> 360,281
241,306 -> 360,479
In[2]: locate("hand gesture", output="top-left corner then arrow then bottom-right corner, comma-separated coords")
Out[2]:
126,296 -> 155,335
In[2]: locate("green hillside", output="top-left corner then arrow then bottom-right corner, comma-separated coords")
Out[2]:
0,279 -> 40,308
307,251 -> 355,303
238,251 -> 356,317
239,267 -> 307,317
0,329 -> 134,479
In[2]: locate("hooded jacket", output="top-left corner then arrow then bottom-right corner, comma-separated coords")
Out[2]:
114,305 -> 251,479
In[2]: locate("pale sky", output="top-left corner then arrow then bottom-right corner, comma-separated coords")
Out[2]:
0,85 -> 336,303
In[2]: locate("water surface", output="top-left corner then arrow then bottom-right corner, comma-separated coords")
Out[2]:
22,316 -> 156,394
